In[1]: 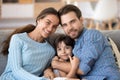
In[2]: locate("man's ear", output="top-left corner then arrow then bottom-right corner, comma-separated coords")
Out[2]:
79,17 -> 84,23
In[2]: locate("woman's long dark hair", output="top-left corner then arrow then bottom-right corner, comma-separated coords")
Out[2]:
1,24 -> 35,55
1,7 -> 59,56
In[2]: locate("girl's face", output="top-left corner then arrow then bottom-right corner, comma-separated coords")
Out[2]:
57,41 -> 72,61
37,14 -> 59,38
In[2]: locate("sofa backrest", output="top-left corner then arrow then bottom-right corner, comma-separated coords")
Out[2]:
0,29 -> 120,75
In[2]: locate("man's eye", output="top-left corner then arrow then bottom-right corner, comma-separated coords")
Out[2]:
71,20 -> 76,24
62,24 -> 67,27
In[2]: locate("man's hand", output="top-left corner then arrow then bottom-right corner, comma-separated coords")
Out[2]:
44,68 -> 55,79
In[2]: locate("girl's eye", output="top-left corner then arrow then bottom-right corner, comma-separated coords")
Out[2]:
57,48 -> 61,51
66,46 -> 71,49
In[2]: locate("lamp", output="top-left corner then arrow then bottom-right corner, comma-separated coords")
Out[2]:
93,0 -> 118,30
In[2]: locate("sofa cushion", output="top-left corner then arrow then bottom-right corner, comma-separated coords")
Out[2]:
108,37 -> 120,69
0,29 -> 14,75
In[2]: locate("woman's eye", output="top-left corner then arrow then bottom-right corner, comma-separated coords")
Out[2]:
46,22 -> 50,25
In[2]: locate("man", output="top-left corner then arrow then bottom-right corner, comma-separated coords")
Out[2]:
51,5 -> 120,80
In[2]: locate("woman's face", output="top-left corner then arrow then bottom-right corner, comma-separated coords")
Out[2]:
57,41 -> 72,61
37,14 -> 59,38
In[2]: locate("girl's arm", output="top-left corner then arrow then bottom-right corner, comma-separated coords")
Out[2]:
66,56 -> 79,78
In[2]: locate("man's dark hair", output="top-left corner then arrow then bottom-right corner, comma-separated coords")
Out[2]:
58,4 -> 82,25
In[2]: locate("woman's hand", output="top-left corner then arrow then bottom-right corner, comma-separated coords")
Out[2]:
44,68 -> 55,79
51,56 -> 59,69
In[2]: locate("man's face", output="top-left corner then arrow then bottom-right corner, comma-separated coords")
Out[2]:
60,12 -> 83,39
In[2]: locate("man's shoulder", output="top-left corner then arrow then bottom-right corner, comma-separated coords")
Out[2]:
84,29 -> 102,35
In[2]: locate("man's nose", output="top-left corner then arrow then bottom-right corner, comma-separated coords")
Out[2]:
68,24 -> 73,31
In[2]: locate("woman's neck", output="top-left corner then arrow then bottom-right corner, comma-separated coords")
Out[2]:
28,30 -> 45,43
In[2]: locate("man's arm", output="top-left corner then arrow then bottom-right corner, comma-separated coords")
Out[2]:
51,57 -> 84,75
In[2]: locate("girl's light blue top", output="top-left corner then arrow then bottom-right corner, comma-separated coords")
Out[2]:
73,28 -> 120,80
0,32 -> 55,80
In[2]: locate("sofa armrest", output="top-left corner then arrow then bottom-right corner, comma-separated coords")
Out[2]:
101,30 -> 120,52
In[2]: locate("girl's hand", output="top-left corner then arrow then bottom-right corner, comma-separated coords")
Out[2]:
69,56 -> 79,70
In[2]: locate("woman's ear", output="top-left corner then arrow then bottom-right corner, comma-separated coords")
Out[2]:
37,19 -> 40,24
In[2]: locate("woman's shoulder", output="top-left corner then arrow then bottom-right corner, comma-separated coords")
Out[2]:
12,32 -> 27,37
11,32 -> 27,41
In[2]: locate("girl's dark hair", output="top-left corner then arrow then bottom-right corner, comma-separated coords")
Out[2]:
54,34 -> 75,57
1,7 -> 59,56
55,34 -> 75,50
58,4 -> 82,25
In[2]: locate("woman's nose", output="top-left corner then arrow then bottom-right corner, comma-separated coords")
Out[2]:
47,26 -> 53,32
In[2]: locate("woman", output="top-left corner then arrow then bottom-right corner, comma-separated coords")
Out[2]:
0,7 -> 59,80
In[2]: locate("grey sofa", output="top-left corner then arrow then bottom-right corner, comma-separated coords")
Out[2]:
0,29 -> 120,75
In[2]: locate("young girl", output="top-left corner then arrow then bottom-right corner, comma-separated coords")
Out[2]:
0,7 -> 59,80
44,34 -> 79,79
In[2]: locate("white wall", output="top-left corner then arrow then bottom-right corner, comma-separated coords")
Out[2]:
1,4 -> 34,18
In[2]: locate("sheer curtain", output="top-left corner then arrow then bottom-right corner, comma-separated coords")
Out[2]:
93,0 -> 118,30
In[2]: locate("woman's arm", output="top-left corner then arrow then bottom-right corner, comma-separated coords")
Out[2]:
44,67 -> 55,79
9,35 -> 46,80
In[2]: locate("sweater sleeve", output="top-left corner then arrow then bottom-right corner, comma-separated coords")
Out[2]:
74,30 -> 105,75
8,34 -> 47,80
